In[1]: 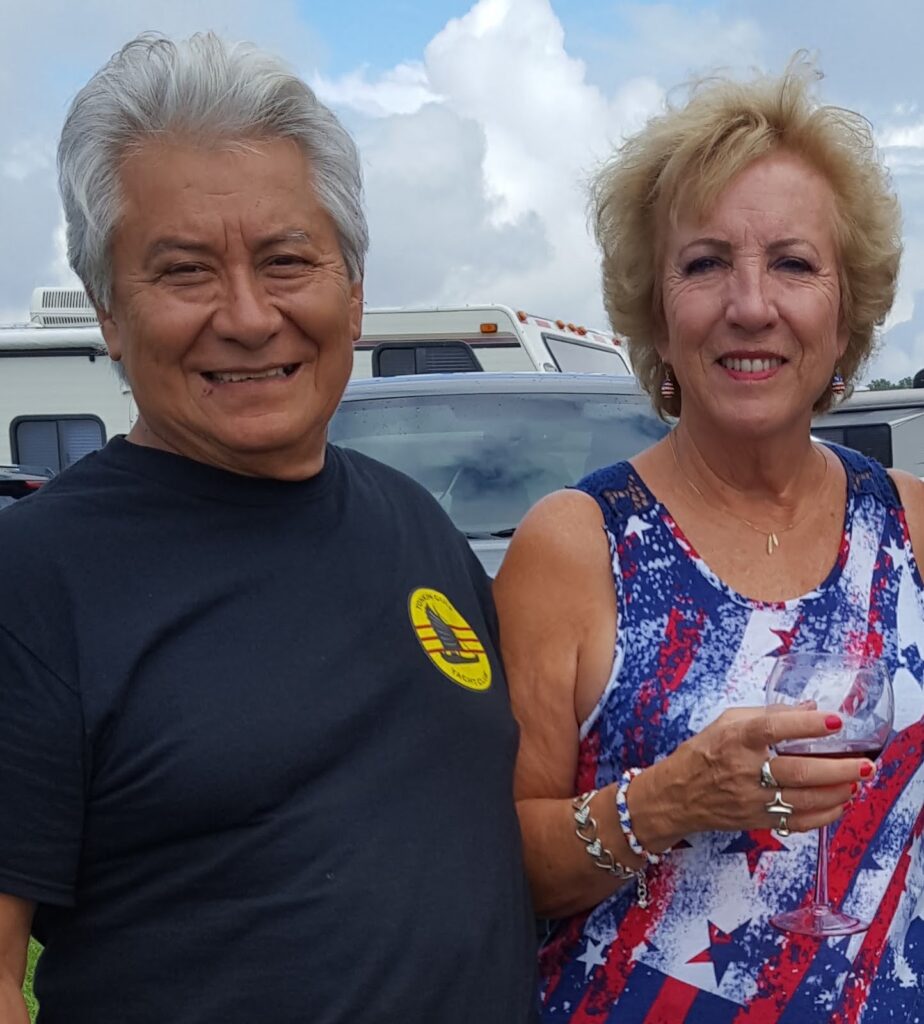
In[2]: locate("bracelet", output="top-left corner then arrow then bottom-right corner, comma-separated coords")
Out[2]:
572,791 -> 651,908
572,791 -> 635,878
615,768 -> 661,865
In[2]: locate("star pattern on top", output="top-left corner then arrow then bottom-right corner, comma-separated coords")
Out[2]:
721,830 -> 788,877
688,919 -> 756,986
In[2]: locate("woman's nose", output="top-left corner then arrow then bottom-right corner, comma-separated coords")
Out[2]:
724,266 -> 778,333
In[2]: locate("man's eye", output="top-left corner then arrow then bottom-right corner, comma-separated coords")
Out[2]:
166,264 -> 205,276
268,255 -> 306,268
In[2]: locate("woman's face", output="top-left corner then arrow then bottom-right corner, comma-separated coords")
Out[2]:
98,136 -> 363,478
658,151 -> 848,438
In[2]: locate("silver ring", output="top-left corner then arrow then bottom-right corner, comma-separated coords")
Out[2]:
766,790 -> 795,837
759,759 -> 779,789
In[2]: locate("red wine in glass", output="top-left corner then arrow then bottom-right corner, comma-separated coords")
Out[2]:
766,652 -> 894,937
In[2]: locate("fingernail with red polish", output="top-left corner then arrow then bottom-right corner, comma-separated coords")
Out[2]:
860,762 -> 875,779
825,714 -> 843,731
851,782 -> 859,795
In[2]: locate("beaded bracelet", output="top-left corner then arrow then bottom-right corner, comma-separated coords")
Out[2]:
615,768 -> 661,865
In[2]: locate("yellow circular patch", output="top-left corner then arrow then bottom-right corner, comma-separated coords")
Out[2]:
408,588 -> 492,692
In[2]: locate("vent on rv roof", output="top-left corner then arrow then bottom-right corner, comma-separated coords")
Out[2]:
30,286 -> 99,327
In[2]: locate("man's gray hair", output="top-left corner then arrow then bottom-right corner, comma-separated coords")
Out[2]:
58,32 -> 368,309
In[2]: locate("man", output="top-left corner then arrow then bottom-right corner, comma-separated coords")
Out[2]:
0,33 -> 537,1023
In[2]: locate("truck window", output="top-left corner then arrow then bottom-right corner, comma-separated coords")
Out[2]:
543,335 -> 630,375
812,423 -> 893,467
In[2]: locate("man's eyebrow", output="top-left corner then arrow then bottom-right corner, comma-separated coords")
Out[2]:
258,229 -> 311,247
143,230 -> 312,262
144,237 -> 210,261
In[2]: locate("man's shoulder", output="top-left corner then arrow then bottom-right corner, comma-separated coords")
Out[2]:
334,444 -> 453,517
0,450 -> 117,556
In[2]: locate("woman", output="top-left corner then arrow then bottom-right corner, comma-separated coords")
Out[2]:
495,64 -> 923,1020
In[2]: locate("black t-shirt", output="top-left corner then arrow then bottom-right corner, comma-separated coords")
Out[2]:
0,438 -> 537,1023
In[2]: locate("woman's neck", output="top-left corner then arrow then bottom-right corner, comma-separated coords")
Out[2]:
671,417 -> 825,525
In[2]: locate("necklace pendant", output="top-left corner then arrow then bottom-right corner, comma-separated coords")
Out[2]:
767,532 -> 780,555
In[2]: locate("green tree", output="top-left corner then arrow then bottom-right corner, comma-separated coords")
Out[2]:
868,378 -> 896,390
898,376 -> 914,388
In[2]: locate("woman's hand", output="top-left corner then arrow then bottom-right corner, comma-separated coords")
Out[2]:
631,706 -> 875,851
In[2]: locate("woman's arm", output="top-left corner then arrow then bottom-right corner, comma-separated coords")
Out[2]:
495,489 -> 647,917
0,894 -> 32,1024
497,490 -> 869,919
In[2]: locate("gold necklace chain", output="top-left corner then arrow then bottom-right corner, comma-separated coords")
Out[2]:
667,431 -> 828,556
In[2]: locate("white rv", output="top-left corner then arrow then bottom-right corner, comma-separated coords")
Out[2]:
0,288 -> 131,471
354,305 -> 631,378
0,290 -> 631,472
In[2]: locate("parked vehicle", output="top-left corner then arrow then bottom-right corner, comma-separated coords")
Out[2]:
1,289 -> 632,471
355,304 -> 631,377
0,464 -> 54,508
329,372 -> 668,574
812,387 -> 924,477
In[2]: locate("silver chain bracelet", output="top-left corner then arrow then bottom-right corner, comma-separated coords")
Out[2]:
572,790 -> 652,908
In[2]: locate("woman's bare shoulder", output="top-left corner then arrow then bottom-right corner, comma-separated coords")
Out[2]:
495,488 -> 607,591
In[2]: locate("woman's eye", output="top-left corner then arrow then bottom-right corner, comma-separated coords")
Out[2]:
684,256 -> 721,275
775,256 -> 812,273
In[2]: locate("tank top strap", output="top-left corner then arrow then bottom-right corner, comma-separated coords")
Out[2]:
572,461 -> 658,537
826,442 -> 900,510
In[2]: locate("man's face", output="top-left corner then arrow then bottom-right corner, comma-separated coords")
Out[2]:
99,136 -> 363,479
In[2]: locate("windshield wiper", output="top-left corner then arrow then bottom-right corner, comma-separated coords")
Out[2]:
463,527 -> 517,540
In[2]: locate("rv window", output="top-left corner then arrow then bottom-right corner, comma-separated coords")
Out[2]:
812,423 -> 893,467
543,336 -> 631,375
12,416 -> 106,474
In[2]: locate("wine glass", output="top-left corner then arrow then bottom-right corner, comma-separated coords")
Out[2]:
765,651 -> 894,937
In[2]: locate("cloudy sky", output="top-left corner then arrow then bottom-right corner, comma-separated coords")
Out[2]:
2,0 -> 923,382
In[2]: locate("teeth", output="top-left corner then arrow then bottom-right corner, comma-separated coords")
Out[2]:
212,366 -> 287,383
720,357 -> 782,373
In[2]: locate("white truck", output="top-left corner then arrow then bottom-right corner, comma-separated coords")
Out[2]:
0,289 -> 631,472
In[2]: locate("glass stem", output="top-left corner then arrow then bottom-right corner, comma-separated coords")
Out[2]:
813,824 -> 830,911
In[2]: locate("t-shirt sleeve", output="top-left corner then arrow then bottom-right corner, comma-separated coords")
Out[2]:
0,622 -> 85,906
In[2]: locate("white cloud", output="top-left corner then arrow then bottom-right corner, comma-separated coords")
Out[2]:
0,137 -> 55,183
4,0 -> 924,381
321,0 -> 667,328
312,62 -> 440,118
881,123 -> 924,149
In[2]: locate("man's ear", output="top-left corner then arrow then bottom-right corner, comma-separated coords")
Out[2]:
94,302 -> 122,363
349,281 -> 364,342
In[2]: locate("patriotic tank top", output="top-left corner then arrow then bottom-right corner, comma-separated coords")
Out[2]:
539,445 -> 924,1023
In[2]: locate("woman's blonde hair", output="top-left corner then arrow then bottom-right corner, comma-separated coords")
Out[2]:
591,57 -> 902,417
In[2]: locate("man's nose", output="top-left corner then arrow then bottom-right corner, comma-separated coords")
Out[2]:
211,272 -> 284,348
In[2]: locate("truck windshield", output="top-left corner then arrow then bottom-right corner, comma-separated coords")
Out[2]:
328,390 -> 667,536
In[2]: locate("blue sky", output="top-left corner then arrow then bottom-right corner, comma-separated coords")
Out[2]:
3,0 -> 924,382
